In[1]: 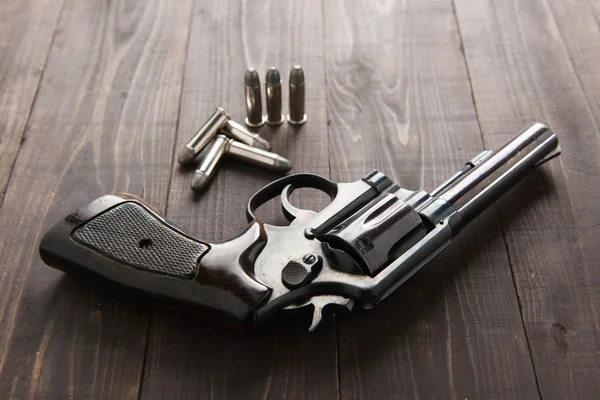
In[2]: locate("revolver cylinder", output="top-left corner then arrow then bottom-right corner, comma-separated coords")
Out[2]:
323,192 -> 423,276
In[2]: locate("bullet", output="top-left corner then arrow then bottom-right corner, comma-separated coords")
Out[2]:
178,107 -> 230,166
223,120 -> 271,151
265,67 -> 284,125
225,138 -> 292,172
190,135 -> 228,192
287,65 -> 307,125
244,68 -> 265,127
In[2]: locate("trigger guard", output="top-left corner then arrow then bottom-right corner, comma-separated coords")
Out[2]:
281,185 -> 318,223
246,173 -> 338,223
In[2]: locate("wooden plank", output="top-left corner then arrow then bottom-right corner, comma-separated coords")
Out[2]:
0,0 -> 65,199
324,0 -> 540,398
542,0 -> 600,125
0,0 -> 192,398
139,0 -> 337,399
454,0 -> 600,397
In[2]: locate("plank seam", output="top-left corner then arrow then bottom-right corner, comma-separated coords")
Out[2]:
163,0 -> 196,219
0,0 -> 68,209
136,1 -> 197,398
319,0 -> 340,398
449,1 -> 544,398
136,311 -> 154,400
497,212 -> 544,400
448,0 -> 485,148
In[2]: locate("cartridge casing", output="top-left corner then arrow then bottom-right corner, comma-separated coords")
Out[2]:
287,65 -> 307,125
190,135 -> 229,192
265,67 -> 284,125
244,68 -> 265,127
178,107 -> 229,165
225,138 -> 291,172
224,120 -> 270,151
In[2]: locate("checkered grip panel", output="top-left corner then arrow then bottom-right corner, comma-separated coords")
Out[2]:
72,202 -> 208,278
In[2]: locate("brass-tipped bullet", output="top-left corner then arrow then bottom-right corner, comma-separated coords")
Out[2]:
223,120 -> 271,151
190,135 -> 228,192
244,68 -> 265,127
178,107 -> 229,166
287,65 -> 307,125
225,138 -> 292,172
265,67 -> 284,125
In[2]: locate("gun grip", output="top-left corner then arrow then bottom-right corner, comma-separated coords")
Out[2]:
39,195 -> 271,329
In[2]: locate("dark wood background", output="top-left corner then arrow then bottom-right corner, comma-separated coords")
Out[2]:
1,0 -> 599,398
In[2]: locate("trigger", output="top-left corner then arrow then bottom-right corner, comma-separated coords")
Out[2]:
309,296 -> 354,331
281,184 -> 318,225
284,295 -> 355,331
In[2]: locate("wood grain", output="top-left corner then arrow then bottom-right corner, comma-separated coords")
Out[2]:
0,0 -> 192,397
0,0 -> 65,201
138,0 -> 338,399
454,0 -> 600,397
324,0 -> 540,398
537,0 -> 600,126
1,0 -> 599,398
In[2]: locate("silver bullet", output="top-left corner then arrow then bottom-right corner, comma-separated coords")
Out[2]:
190,135 -> 229,192
178,107 -> 230,166
265,67 -> 284,125
287,65 -> 307,125
225,138 -> 292,172
244,68 -> 265,127
223,120 -> 271,151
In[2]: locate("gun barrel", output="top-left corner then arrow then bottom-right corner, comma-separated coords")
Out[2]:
453,133 -> 559,231
449,124 -> 560,232
430,150 -> 493,197
437,123 -> 555,205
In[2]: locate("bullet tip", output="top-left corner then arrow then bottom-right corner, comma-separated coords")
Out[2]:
266,67 -> 281,84
253,136 -> 271,151
274,156 -> 293,172
190,171 -> 212,193
244,68 -> 260,88
289,65 -> 305,85
177,146 -> 197,165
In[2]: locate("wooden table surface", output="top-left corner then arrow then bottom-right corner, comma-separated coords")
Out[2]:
1,0 -> 599,398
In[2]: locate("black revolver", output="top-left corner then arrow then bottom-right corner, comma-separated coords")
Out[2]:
39,123 -> 560,331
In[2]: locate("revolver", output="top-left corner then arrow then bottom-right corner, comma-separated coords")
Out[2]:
39,123 -> 560,331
